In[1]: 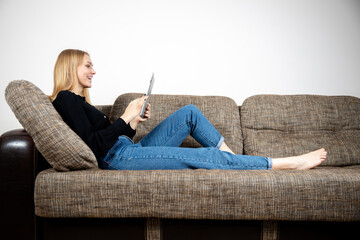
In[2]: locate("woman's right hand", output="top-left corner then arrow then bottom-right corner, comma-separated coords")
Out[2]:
120,96 -> 148,124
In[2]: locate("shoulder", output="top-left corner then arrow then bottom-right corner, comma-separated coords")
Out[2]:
55,91 -> 85,104
53,91 -> 81,110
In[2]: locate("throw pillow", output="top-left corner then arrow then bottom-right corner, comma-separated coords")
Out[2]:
5,80 -> 98,171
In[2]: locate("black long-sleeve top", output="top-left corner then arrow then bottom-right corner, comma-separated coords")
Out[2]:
52,91 -> 136,163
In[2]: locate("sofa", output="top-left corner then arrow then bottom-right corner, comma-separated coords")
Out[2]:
1,80 -> 359,240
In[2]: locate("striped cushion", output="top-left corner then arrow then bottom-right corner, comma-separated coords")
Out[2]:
5,80 -> 97,171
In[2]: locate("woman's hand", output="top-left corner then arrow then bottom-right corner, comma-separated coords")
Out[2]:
129,103 -> 151,129
120,96 -> 151,130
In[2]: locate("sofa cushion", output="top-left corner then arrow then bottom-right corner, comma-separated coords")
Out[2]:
241,95 -> 360,166
110,93 -> 243,154
5,80 -> 98,171
34,166 -> 360,221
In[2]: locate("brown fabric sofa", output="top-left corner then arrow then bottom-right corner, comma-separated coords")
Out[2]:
1,80 -> 359,240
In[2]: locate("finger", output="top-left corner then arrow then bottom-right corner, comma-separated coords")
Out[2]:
141,109 -> 150,117
139,116 -> 148,122
137,96 -> 146,104
137,97 -> 148,109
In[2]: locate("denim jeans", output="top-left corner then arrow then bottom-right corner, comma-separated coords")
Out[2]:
101,105 -> 272,170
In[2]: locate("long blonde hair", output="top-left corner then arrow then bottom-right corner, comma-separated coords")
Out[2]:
49,49 -> 92,104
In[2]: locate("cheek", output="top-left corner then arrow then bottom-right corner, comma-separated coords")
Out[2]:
77,68 -> 84,79
77,69 -> 89,86
78,69 -> 87,80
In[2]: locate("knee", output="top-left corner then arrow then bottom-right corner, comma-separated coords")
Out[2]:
180,105 -> 203,121
181,105 -> 200,114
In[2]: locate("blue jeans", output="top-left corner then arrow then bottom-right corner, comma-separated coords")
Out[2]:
101,105 -> 272,170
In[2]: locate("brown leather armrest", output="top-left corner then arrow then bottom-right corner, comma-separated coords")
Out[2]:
0,129 -> 50,240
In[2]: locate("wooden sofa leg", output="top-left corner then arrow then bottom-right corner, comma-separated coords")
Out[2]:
146,218 -> 162,240
262,221 -> 278,240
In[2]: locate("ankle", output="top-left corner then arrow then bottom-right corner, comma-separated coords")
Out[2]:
219,142 -> 235,154
272,157 -> 297,170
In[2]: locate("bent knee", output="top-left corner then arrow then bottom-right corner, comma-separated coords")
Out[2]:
181,104 -> 199,112
179,105 -> 201,116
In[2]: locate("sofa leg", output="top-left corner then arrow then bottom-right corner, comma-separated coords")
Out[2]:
146,218 -> 162,240
262,221 -> 278,240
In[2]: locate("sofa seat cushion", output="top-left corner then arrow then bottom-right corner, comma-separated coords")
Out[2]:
34,167 -> 360,221
109,93 -> 243,154
241,95 -> 360,166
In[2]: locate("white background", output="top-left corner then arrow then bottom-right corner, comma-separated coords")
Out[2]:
1,0 -> 360,134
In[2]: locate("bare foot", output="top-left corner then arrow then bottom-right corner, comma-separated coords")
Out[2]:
272,148 -> 327,170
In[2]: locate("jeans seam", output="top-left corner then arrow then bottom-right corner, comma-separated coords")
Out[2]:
192,127 -> 218,148
190,116 -> 220,147
126,155 -> 264,168
159,121 -> 189,147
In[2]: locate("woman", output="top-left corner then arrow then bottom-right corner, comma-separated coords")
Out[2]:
49,49 -> 327,171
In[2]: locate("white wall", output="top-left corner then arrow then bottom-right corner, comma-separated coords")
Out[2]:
1,0 -> 360,135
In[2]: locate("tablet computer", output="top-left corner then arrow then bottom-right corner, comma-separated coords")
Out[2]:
140,73 -> 155,118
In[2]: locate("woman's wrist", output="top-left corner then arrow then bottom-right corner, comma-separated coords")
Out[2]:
129,120 -> 138,130
120,114 -> 134,124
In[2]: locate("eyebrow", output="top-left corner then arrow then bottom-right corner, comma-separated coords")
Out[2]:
86,61 -> 93,66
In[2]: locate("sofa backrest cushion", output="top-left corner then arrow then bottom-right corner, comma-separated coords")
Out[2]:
110,93 -> 243,154
5,80 -> 98,171
241,95 -> 360,166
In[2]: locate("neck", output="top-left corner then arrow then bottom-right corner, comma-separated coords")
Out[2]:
71,85 -> 84,97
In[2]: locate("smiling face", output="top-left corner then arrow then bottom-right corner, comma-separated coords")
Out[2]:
76,54 -> 96,91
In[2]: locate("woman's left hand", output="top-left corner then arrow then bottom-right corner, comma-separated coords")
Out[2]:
140,103 -> 151,120
130,103 -> 151,130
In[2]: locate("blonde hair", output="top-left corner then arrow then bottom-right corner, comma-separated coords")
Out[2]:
49,49 -> 92,104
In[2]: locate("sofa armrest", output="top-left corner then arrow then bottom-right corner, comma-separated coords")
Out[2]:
0,129 -> 50,240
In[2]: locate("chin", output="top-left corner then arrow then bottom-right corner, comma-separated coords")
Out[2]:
84,82 -> 92,88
